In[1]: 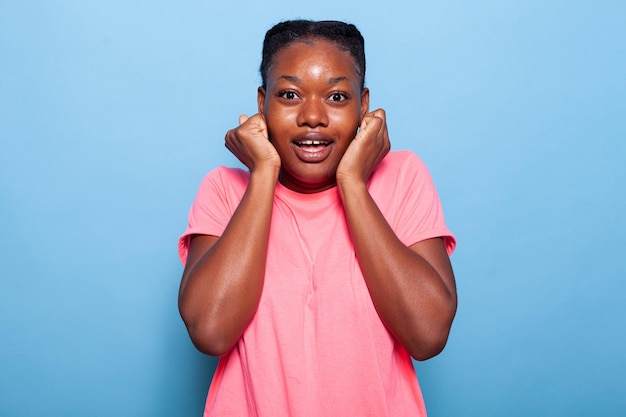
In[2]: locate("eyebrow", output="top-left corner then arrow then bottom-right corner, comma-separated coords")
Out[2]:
328,76 -> 348,84
277,75 -> 350,85
279,75 -> 300,83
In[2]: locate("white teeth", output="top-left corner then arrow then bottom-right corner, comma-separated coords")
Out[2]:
298,140 -> 325,145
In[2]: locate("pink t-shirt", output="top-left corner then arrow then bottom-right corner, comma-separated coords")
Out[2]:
179,150 -> 455,416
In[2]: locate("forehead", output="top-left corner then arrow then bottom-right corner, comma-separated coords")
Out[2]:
268,39 -> 360,82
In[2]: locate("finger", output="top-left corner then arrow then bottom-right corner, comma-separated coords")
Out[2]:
361,108 -> 385,128
239,114 -> 249,125
371,108 -> 386,120
360,110 -> 376,128
358,114 -> 383,138
252,114 -> 269,140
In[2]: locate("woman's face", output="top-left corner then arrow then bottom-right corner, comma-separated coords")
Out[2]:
258,39 -> 369,193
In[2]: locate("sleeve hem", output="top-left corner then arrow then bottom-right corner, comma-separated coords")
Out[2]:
405,228 -> 456,255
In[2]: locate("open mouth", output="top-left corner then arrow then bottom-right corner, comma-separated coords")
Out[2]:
292,136 -> 334,162
294,139 -> 332,148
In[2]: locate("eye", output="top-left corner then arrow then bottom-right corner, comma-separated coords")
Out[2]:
279,90 -> 299,100
328,92 -> 348,102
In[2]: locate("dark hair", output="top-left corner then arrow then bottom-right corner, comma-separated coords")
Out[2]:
260,20 -> 366,89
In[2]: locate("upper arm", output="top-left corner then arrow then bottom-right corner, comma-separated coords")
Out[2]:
409,237 -> 457,303
179,234 -> 220,296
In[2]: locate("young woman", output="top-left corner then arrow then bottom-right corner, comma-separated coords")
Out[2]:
178,19 -> 457,416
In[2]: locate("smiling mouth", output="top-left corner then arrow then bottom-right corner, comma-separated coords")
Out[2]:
292,137 -> 334,163
294,140 -> 332,147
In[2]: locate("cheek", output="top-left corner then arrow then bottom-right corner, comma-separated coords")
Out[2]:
265,105 -> 294,129
330,111 -> 360,134
265,116 -> 293,147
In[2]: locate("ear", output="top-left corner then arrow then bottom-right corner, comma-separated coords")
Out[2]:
257,87 -> 266,115
360,87 -> 370,120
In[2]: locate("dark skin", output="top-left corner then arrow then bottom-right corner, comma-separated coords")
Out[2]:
178,39 -> 457,360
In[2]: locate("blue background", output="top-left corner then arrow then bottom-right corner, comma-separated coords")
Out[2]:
1,1 -> 624,416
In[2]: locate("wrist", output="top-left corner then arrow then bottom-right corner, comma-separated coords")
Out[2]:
337,175 -> 368,201
249,164 -> 280,185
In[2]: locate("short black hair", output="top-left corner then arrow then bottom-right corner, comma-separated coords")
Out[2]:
260,19 -> 366,89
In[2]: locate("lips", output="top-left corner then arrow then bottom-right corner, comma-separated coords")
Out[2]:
292,134 -> 334,163
295,139 -> 331,147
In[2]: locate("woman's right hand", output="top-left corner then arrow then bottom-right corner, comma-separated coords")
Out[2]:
182,113 -> 280,356
225,114 -> 281,174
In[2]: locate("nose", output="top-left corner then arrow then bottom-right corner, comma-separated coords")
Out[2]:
297,98 -> 328,128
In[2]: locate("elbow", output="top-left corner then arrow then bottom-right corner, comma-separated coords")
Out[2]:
184,319 -> 238,357
179,303 -> 238,357
406,304 -> 457,361
407,329 -> 451,361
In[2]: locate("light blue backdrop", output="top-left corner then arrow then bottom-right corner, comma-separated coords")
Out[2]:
1,1 -> 624,416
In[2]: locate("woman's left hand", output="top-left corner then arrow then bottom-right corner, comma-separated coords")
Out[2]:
336,108 -> 390,186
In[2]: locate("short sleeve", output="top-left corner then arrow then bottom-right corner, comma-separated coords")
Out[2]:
370,151 -> 456,255
177,167 -> 249,265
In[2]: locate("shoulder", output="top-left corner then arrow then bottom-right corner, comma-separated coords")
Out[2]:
368,150 -> 440,207
203,165 -> 249,186
197,166 -> 250,197
371,150 -> 429,183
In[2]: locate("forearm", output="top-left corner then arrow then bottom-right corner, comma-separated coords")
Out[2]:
179,169 -> 278,355
338,180 -> 457,360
